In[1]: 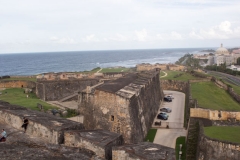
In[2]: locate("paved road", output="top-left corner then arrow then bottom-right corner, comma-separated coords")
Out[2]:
153,90 -> 187,148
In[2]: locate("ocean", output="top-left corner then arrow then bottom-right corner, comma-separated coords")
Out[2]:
0,48 -> 204,76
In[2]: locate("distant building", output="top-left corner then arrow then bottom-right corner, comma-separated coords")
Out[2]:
207,44 -> 235,66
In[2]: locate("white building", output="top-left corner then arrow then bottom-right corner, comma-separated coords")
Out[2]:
211,44 -> 234,66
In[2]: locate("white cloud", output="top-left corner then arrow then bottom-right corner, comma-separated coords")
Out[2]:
189,21 -> 240,40
170,32 -> 183,40
50,36 -> 77,44
135,29 -> 148,41
81,34 -> 99,42
108,33 -> 129,42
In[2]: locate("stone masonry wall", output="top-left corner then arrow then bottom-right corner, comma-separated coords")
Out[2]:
79,71 -> 162,143
0,80 -> 36,89
190,108 -> 240,121
0,101 -> 85,144
197,122 -> 240,160
36,79 -> 99,101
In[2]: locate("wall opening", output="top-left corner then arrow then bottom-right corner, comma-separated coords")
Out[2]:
111,115 -> 114,121
21,85 -> 23,88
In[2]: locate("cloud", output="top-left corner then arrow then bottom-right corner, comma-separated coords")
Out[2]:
81,34 -> 99,42
50,36 -> 77,44
108,33 -> 129,42
135,29 -> 148,41
170,31 -> 183,40
188,21 -> 240,40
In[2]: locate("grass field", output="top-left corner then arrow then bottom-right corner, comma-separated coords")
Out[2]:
100,67 -> 130,73
160,70 -> 200,81
175,136 -> 186,160
204,126 -> 240,143
0,88 -> 58,111
0,77 -> 36,82
191,82 -> 240,111
144,129 -> 157,142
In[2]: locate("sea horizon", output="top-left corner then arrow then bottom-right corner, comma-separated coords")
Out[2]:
0,47 -> 213,76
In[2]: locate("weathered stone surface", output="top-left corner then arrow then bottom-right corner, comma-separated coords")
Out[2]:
0,80 -> 36,89
36,79 -> 99,101
0,101 -> 85,144
112,142 -> 176,160
65,129 -> 123,160
197,122 -> 240,160
79,70 -> 162,143
190,108 -> 240,121
0,122 -> 100,160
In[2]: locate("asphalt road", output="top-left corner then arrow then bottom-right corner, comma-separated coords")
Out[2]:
153,90 -> 187,148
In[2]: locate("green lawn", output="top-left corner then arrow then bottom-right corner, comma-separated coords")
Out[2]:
204,126 -> 240,143
222,80 -> 240,95
0,77 -> 36,82
145,129 -> 157,142
100,67 -> 130,73
175,136 -> 186,160
0,88 -> 58,111
160,71 -> 200,81
191,82 -> 240,111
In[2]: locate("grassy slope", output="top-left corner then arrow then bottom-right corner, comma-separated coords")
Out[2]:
204,126 -> 240,143
191,82 -> 240,111
1,77 -> 36,82
0,88 -> 57,111
160,71 -> 200,81
175,136 -> 186,160
144,129 -> 157,142
100,67 -> 130,73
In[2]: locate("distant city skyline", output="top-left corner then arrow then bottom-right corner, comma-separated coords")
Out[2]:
0,0 -> 240,54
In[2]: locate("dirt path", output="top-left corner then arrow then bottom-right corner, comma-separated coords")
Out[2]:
160,71 -> 167,78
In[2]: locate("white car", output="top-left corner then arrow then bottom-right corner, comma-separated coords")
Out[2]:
166,94 -> 174,99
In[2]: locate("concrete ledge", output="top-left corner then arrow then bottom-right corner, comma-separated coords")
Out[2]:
64,129 -> 123,160
0,101 -> 84,144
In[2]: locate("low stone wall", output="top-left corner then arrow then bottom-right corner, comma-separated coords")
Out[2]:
0,101 -> 84,144
212,77 -> 240,103
64,130 -> 123,160
0,80 -> 36,89
36,79 -> 99,101
190,108 -> 240,121
197,122 -> 240,160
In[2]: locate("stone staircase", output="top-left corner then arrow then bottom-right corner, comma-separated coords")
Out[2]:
59,93 -> 78,102
186,118 -> 199,160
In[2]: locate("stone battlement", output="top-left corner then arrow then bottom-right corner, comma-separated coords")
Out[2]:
0,101 -> 84,144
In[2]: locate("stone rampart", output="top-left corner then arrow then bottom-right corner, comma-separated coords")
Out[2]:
190,108 -> 240,121
64,130 -> 123,160
36,79 -> 99,101
197,122 -> 240,160
79,70 -> 162,143
161,80 -> 189,92
0,80 -> 36,89
0,101 -> 85,144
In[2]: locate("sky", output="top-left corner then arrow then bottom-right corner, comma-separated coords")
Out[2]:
0,0 -> 240,53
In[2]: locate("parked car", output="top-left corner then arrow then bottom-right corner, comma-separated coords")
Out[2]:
160,107 -> 172,113
166,94 -> 174,99
159,112 -> 169,118
164,97 -> 172,102
157,113 -> 168,120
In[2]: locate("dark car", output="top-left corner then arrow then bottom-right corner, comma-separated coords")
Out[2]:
164,97 -> 172,102
157,114 -> 168,120
159,112 -> 169,118
160,107 -> 172,113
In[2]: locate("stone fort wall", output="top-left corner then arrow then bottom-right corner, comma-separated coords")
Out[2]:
36,79 -> 99,101
197,122 -> 240,160
0,80 -> 36,89
190,108 -> 240,121
79,71 -> 162,144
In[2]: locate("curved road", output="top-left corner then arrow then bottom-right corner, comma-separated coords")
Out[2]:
153,90 -> 187,148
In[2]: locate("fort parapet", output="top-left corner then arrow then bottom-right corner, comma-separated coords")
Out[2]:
136,63 -> 185,71
78,69 -> 162,143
